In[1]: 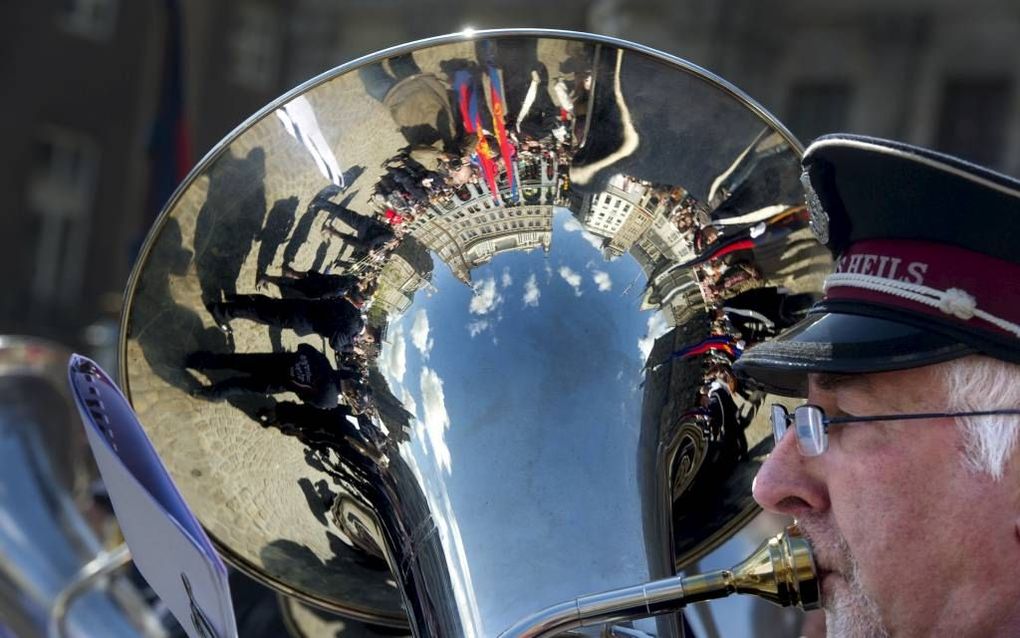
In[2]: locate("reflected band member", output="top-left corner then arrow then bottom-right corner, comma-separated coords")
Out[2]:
185,343 -> 348,409
208,294 -> 365,354
258,268 -> 361,301
735,134 -> 1020,637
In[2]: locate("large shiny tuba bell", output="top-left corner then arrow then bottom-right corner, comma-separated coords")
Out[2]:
119,30 -> 830,636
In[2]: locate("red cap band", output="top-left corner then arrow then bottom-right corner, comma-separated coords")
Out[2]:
824,239 -> 1020,338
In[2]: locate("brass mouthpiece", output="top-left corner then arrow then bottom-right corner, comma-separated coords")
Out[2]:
499,525 -> 820,638
680,523 -> 820,608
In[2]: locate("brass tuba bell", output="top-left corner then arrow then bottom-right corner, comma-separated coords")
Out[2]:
119,29 -> 830,636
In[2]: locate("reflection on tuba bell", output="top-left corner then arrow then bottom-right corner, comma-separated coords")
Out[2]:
119,30 -> 830,636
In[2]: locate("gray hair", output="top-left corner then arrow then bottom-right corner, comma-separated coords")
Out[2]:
940,355 -> 1020,479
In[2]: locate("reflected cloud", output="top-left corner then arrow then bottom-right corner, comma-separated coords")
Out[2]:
420,367 -> 452,473
401,387 -> 419,422
638,310 -> 670,361
522,274 -> 540,307
469,277 -> 503,315
380,321 -> 407,385
562,217 -> 584,232
501,268 -> 513,289
558,266 -> 583,296
562,215 -> 605,251
467,320 -> 490,338
592,270 -> 612,292
411,309 -> 433,359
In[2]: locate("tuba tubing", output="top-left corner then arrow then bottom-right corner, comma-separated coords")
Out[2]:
498,526 -> 820,638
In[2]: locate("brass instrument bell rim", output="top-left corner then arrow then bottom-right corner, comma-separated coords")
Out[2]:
116,27 -> 808,624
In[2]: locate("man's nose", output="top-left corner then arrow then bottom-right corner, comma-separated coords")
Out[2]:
752,426 -> 830,516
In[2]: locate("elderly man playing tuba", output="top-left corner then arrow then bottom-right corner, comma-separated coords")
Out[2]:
735,134 -> 1020,637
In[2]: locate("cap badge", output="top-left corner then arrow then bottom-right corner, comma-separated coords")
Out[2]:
800,170 -> 829,244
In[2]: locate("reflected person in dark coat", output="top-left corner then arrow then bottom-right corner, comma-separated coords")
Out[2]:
312,183 -> 396,252
258,268 -> 362,301
207,294 -> 365,355
185,343 -> 350,409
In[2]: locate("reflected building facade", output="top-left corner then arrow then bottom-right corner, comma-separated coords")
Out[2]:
372,236 -> 434,318
406,157 -> 558,284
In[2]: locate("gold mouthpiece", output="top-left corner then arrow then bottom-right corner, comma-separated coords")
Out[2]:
499,525 -> 820,638
680,524 -> 820,608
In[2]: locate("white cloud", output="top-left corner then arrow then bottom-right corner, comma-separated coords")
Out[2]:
522,273 -> 540,307
469,276 -> 503,315
420,367 -> 452,472
501,267 -> 513,288
582,231 -> 604,251
562,216 -> 584,232
411,309 -> 433,359
638,311 -> 671,361
467,320 -> 490,337
592,270 -> 612,292
558,266 -> 583,296
583,228 -> 603,249
401,387 -> 419,422
379,321 -> 407,385
562,215 -> 605,250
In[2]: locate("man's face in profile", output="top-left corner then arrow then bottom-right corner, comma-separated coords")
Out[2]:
753,364 -> 1020,637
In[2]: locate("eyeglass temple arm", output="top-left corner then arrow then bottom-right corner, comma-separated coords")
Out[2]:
825,408 -> 1020,426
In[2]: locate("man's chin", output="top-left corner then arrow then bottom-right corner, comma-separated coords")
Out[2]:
823,575 -> 890,638
819,571 -> 842,607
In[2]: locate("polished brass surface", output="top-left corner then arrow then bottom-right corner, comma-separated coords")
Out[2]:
497,525 -> 820,638
120,29 -> 830,636
0,336 -> 163,638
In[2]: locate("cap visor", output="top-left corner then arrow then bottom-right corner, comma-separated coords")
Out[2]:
735,312 -> 973,396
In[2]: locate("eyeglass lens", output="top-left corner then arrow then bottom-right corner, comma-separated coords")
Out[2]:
770,404 -> 828,456
771,404 -> 789,445
794,405 -> 827,456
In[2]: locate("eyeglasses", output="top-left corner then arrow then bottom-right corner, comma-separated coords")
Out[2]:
770,404 -> 1020,457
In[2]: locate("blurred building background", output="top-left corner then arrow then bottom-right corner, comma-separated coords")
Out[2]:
2,0 -> 1019,357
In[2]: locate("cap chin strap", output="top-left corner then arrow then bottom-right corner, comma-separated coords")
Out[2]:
823,272 -> 1020,338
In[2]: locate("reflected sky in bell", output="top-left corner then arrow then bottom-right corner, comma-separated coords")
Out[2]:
378,208 -> 671,630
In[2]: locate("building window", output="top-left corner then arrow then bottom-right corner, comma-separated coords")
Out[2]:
230,3 -> 280,91
58,0 -> 118,41
934,76 -> 1014,169
785,80 -> 853,143
25,126 -> 101,308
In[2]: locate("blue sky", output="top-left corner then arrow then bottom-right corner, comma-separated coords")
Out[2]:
375,208 -> 676,633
